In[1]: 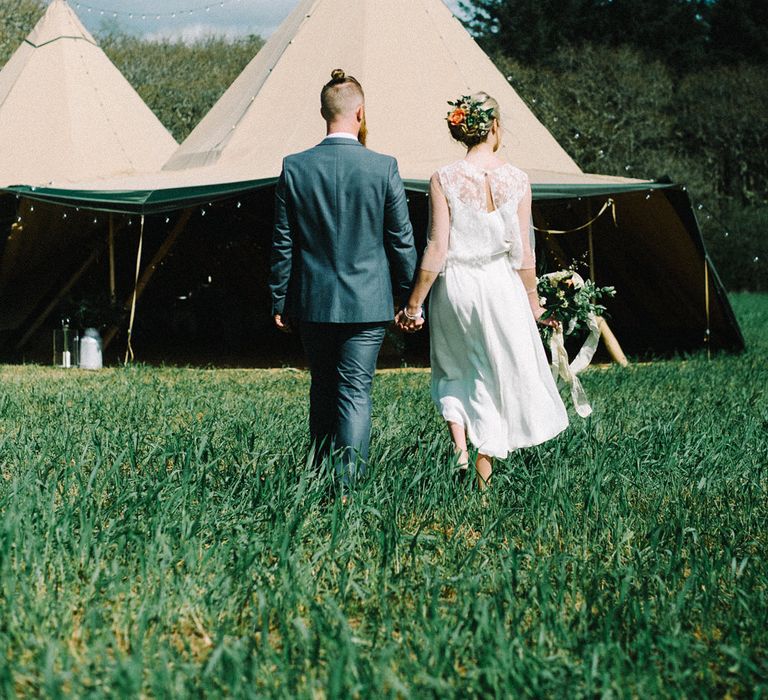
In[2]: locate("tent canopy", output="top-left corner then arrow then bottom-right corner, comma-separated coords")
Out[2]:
3,0 -> 653,210
0,0 -> 177,188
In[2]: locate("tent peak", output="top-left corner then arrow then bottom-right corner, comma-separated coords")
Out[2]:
27,0 -> 98,48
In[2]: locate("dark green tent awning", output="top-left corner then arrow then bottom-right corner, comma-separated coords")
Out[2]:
2,178 -> 675,215
405,179 -> 674,199
1,178 -> 278,215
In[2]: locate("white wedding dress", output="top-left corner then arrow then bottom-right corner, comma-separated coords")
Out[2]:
423,160 -> 569,458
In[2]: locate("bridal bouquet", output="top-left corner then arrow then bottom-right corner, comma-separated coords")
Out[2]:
536,268 -> 616,418
537,268 -> 616,343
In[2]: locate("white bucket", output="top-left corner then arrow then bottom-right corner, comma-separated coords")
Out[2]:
79,328 -> 103,370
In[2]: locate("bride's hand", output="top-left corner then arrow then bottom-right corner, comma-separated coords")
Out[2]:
395,309 -> 424,333
534,307 -> 560,330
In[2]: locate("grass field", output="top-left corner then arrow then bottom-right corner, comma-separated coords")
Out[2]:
0,293 -> 766,698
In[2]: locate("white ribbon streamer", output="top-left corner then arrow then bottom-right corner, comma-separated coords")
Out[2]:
543,272 -> 602,418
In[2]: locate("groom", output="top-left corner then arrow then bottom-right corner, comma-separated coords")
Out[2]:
269,69 -> 416,485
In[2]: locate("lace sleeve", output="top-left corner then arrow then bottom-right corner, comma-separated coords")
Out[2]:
420,172 -> 450,273
518,180 -> 535,271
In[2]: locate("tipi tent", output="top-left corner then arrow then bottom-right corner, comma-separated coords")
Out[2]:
0,0 -> 177,345
163,0 -> 615,185
1,0 -> 743,361
0,0 -> 177,187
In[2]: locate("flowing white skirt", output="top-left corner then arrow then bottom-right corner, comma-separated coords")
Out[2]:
429,255 -> 569,458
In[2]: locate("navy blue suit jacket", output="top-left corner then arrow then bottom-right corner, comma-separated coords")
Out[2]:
269,138 -> 416,323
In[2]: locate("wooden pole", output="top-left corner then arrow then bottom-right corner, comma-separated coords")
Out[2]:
586,198 -> 628,367
15,246 -> 103,351
587,199 -> 596,282
704,261 -> 711,362
597,317 -> 628,367
102,209 -> 193,351
108,214 -> 117,303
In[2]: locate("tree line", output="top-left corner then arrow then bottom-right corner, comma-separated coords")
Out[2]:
461,0 -> 768,72
1,0 -> 765,289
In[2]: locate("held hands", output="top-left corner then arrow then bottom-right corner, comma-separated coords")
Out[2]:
394,304 -> 557,332
395,306 -> 425,333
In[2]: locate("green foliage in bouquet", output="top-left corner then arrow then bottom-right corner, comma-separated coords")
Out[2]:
537,268 -> 616,342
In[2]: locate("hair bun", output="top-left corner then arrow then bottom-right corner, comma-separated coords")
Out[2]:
331,68 -> 346,81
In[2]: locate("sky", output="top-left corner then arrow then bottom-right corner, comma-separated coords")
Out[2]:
73,0 -> 466,43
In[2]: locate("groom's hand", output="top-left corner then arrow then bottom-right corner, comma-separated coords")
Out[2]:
274,314 -> 292,333
395,309 -> 424,333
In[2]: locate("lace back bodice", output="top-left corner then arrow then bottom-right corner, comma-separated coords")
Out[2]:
437,160 -> 529,212
435,160 -> 531,269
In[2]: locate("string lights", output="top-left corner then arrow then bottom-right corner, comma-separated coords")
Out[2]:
10,194 -> 257,232
73,0 -> 245,21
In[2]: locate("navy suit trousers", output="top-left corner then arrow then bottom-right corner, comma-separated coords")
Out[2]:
300,322 -> 387,483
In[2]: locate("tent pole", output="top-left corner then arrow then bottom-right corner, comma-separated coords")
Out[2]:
587,200 -> 596,281
586,197 -> 628,366
705,261 -> 711,361
108,214 -> 116,303
123,214 -> 146,365
597,317 -> 628,367
102,208 -> 193,353
15,245 -> 103,351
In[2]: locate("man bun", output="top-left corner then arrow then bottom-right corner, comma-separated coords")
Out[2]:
321,69 -> 365,121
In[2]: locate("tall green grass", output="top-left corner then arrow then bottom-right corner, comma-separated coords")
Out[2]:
1,294 -> 766,697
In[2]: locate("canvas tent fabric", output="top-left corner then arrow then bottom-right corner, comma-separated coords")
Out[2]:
162,0 -> 597,181
0,0 -> 177,188
6,0 -> 651,204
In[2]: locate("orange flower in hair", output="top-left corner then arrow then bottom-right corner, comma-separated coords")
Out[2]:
448,107 -> 466,126
446,95 -> 495,137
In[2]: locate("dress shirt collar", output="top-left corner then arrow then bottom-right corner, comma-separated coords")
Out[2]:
323,132 -> 359,141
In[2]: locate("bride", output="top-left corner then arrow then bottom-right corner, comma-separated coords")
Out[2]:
396,92 -> 568,488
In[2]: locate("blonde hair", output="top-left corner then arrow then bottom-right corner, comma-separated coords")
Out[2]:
321,69 -> 365,121
447,91 -> 500,148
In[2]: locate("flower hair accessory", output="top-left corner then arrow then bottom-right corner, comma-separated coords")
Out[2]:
446,95 -> 495,138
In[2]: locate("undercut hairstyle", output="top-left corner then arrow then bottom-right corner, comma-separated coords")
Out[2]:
321,69 -> 365,121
